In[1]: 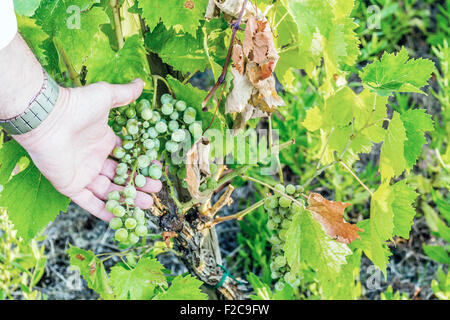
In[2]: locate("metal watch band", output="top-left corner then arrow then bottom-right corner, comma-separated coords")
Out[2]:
0,69 -> 59,135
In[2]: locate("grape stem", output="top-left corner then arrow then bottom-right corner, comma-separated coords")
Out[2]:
53,38 -> 82,87
204,198 -> 265,228
269,115 -> 284,184
152,75 -> 174,99
109,0 -> 124,50
201,0 -> 249,110
339,161 -> 373,196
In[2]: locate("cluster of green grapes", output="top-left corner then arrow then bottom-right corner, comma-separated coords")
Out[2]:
107,93 -> 202,244
264,184 -> 305,291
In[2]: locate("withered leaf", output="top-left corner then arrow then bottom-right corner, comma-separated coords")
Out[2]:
185,137 -> 211,202
306,193 -> 363,244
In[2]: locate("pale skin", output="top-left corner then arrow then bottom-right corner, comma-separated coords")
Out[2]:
0,34 -> 162,221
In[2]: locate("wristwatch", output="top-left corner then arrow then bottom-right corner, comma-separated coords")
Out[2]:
0,69 -> 59,135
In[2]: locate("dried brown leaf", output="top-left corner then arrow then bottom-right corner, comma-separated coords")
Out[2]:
306,193 -> 363,244
185,138 -> 211,202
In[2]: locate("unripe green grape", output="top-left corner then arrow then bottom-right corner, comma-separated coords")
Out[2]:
140,108 -> 153,121
148,127 -> 158,138
135,174 -> 146,188
165,141 -> 179,153
124,185 -> 137,199
161,93 -> 173,105
279,229 -> 287,241
265,196 -> 278,210
134,208 -> 145,220
270,234 -> 281,245
170,111 -> 179,120
281,219 -> 291,230
115,228 -> 128,242
279,196 -> 292,208
291,203 -> 302,214
146,149 -> 158,161
137,155 -> 151,168
126,118 -> 138,126
135,225 -> 148,237
271,271 -> 281,279
106,200 -> 119,213
171,129 -> 186,142
128,232 -> 140,245
284,272 -> 297,285
142,123 -> 150,130
155,121 -> 167,133
109,217 -> 123,230
272,215 -> 281,224
285,184 -> 296,195
153,139 -> 160,150
113,147 -> 126,159
274,255 -> 287,268
113,176 -> 126,185
183,113 -> 195,125
116,163 -> 128,176
127,124 -> 139,135
274,281 -> 285,292
107,191 -> 121,201
149,164 -> 162,180
125,107 -> 136,118
137,99 -> 150,112
274,184 -> 285,193
175,100 -> 187,112
112,123 -> 122,132
168,120 -> 179,131
125,197 -> 134,206
199,183 -> 207,192
140,166 -> 149,177
272,244 -> 282,254
185,107 -> 196,117
150,111 -> 161,123
125,218 -> 137,230
115,115 -> 127,126
161,103 -> 174,115
267,220 -> 278,231
143,139 -> 155,150
112,205 -> 126,218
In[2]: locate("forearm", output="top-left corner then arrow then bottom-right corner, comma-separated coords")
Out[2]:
0,33 -> 44,119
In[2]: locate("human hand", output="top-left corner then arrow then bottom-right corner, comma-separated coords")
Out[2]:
14,79 -> 162,221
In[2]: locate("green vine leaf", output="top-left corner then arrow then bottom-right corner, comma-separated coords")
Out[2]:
154,275 -> 207,300
360,47 -> 435,96
139,0 -> 209,38
13,0 -> 41,16
109,258 -> 167,300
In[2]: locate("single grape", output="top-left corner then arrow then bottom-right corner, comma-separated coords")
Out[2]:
153,139 -> 160,150
270,234 -> 281,245
116,163 -> 128,176
125,106 -> 136,119
135,225 -> 148,237
113,176 -> 126,185
141,108 -> 153,121
274,281 -> 285,292
281,219 -> 290,230
264,196 -> 278,209
127,124 -> 139,135
284,272 -> 296,285
272,215 -> 281,224
107,191 -> 121,201
279,196 -> 292,208
189,122 -> 202,137
109,218 -> 123,230
274,184 -> 285,193
142,122 -> 150,130
123,185 -> 137,199
161,93 -> 173,105
286,184 -> 296,195
165,141 -> 179,153
106,200 -> 119,213
134,208 -> 145,220
135,174 -> 146,188
115,228 -> 128,242
183,114 -> 195,125
128,232 -> 140,245
125,197 -> 134,206
112,205 -> 126,218
271,271 -> 281,279
168,120 -> 179,132
185,107 -> 196,117
112,123 -> 122,132
171,129 -> 186,142
143,139 -> 155,150
140,166 -> 149,177
149,164 -> 162,180
148,127 -> 158,138
137,155 -> 151,169
170,111 -> 179,120
125,218 -> 137,230
123,154 -> 132,162
146,149 -> 157,161
267,220 -> 278,231
274,255 -> 287,268
113,147 -> 126,159
155,121 -> 167,133
115,115 -> 127,126
175,100 -> 187,112
279,229 -> 287,241
161,103 -> 174,115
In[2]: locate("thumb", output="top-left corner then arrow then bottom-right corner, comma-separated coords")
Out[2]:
108,78 -> 144,109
